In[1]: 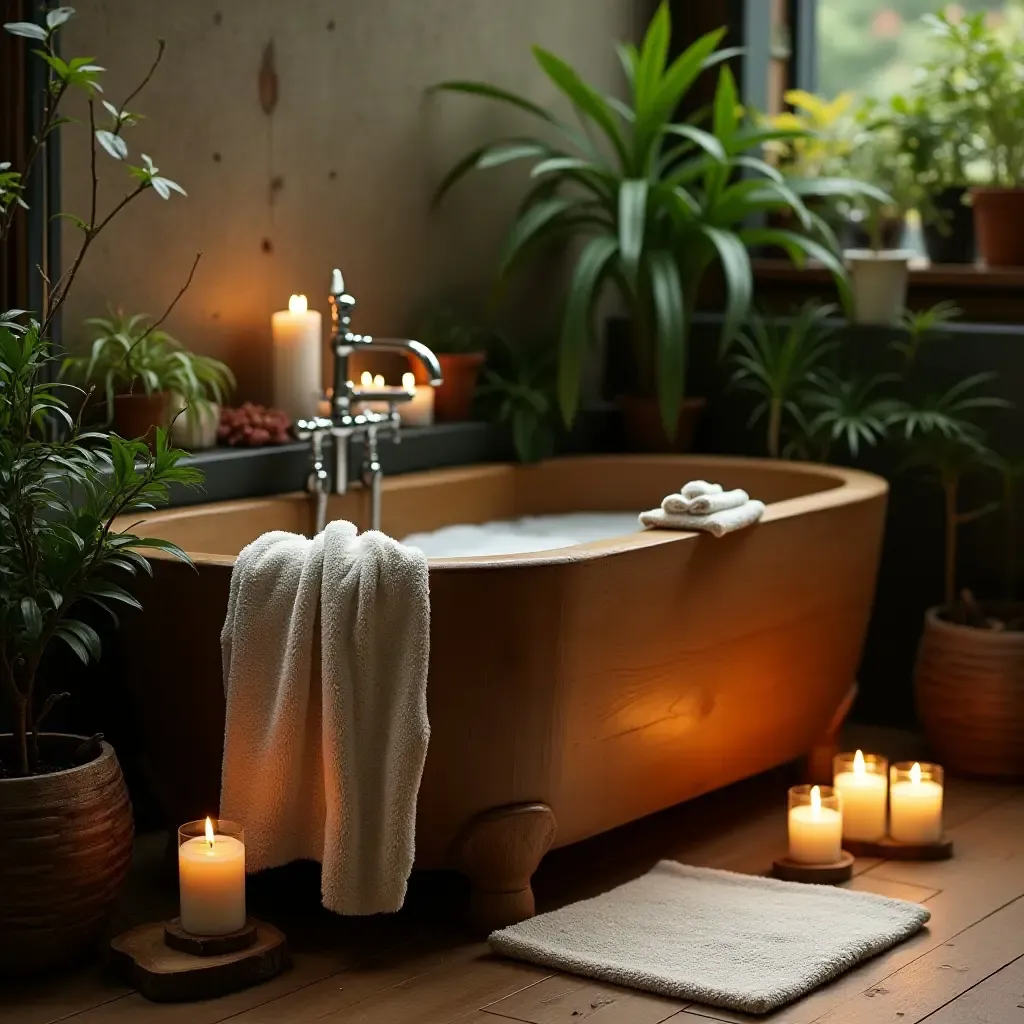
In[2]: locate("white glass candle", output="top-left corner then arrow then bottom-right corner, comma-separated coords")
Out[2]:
271,294 -> 323,421
889,762 -> 944,844
178,817 -> 246,936
833,750 -> 888,841
788,784 -> 843,865
399,372 -> 434,427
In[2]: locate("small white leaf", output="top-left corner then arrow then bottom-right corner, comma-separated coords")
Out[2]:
101,99 -> 120,119
76,64 -> 105,73
141,153 -> 156,173
150,177 -> 170,200
46,7 -> 75,29
0,162 -> 10,170
4,21 -> 49,40
16,197 -> 28,209
95,129 -> 127,160
159,177 -> 186,197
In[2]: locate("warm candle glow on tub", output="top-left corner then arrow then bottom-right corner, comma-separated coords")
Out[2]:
890,761 -> 944,844
288,293 -> 308,315
788,784 -> 843,865
178,817 -> 246,936
833,749 -> 887,842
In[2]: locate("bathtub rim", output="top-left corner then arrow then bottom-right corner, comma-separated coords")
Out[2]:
128,454 -> 888,572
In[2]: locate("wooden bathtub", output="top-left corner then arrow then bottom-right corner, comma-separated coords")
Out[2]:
115,455 -> 887,927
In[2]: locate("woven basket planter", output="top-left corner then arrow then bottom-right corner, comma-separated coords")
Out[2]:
0,734 -> 134,974
914,607 -> 1024,779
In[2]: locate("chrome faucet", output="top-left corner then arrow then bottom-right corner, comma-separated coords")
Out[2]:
295,269 -> 443,535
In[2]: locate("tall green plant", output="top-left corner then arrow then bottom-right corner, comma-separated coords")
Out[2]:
432,2 -> 882,437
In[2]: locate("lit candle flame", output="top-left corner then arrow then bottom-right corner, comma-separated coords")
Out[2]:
360,371 -> 373,387
288,294 -> 308,315
910,762 -> 922,785
854,749 -> 866,774
402,372 -> 415,391
810,785 -> 821,811
373,374 -> 385,388
204,816 -> 215,848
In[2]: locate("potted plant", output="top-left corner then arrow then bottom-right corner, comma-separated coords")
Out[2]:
414,305 -> 488,422
1,11 -> 200,972
431,3 -> 877,448
63,309 -> 235,449
926,10 -> 1024,266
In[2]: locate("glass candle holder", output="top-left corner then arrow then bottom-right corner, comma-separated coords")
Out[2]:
889,762 -> 944,845
787,784 -> 843,865
833,750 -> 888,841
177,817 -> 246,936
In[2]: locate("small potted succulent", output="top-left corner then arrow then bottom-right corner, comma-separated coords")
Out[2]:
927,11 -> 1024,266
63,309 -> 235,449
415,304 -> 488,422
431,3 -> 877,448
1,10 -> 201,972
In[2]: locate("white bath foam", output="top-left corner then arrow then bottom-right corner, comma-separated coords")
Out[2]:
402,512 -> 642,558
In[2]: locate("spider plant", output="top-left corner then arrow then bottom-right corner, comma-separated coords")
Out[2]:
62,308 -> 235,419
729,301 -> 838,458
431,2 -> 882,438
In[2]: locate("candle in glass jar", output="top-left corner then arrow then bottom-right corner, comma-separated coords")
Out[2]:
788,784 -> 843,865
271,294 -> 323,421
399,372 -> 434,427
890,762 -> 944,844
178,817 -> 246,936
833,750 -> 888,841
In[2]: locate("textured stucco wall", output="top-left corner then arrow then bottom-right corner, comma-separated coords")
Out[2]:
60,0 -> 642,399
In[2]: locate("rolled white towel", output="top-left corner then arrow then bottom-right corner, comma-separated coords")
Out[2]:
680,480 -> 723,499
662,488 -> 749,516
639,500 -> 766,538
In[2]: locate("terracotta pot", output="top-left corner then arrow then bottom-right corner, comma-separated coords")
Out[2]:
845,249 -> 914,325
617,395 -> 706,452
0,734 -> 134,974
112,391 -> 172,442
428,352 -> 485,422
923,186 -> 975,265
971,187 -> 1024,266
914,606 -> 1024,779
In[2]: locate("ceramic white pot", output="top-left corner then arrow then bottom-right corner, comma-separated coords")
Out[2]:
169,394 -> 220,451
845,249 -> 914,325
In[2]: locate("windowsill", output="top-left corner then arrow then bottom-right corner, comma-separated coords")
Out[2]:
753,258 -> 1024,290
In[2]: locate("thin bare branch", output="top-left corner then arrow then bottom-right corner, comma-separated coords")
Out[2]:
122,251 -> 203,363
116,38 -> 166,129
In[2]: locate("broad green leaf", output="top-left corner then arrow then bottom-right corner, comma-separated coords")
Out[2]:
20,596 -> 43,639
83,578 -> 143,610
635,2 -> 671,115
558,236 -> 619,426
55,626 -> 90,664
430,80 -> 557,124
699,226 -> 753,353
712,64 -> 739,141
62,618 -> 102,660
476,140 -> 551,170
652,27 -> 727,123
499,197 -> 573,276
662,124 -> 726,162
649,250 -> 688,438
618,180 -> 648,283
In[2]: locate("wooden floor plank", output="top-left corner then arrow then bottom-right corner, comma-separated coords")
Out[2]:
843,875 -> 941,903
484,974 -> 684,1024
920,954 -> 1024,1023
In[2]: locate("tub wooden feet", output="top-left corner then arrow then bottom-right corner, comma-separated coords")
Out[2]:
454,802 -> 556,933
805,682 -> 858,785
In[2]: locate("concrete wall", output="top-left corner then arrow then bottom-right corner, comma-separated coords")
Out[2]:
60,0 -> 643,400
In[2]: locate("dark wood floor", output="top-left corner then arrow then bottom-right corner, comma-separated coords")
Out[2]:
8,727 -> 1024,1023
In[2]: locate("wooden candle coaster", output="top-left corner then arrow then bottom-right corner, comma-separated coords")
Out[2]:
842,835 -> 954,861
110,918 -> 288,1002
772,851 -> 854,884
163,917 -> 259,956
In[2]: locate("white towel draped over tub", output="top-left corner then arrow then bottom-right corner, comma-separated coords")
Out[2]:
220,519 -> 430,916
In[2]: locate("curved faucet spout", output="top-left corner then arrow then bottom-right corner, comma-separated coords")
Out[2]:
372,338 -> 443,386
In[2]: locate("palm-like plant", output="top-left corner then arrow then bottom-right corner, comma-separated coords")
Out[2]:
729,301 -> 837,458
797,370 -> 901,461
893,373 -> 1009,443
892,301 -> 962,367
432,2 -> 882,437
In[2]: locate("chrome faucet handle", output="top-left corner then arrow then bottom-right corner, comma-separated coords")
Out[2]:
294,416 -> 333,440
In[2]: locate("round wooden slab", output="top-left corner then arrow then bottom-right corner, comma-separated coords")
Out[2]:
772,852 -> 855,884
164,917 -> 258,956
110,918 -> 288,1002
842,835 -> 954,861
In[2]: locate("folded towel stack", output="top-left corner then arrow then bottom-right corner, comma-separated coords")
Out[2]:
640,480 -> 765,538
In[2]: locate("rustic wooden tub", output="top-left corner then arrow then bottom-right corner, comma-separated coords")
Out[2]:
115,455 -> 887,926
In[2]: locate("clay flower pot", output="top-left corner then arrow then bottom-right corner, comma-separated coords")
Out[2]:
845,249 -> 914,325
112,391 -> 172,442
971,187 -> 1024,266
430,352 -> 485,422
914,606 -> 1024,779
0,735 -> 134,974
617,395 -> 706,453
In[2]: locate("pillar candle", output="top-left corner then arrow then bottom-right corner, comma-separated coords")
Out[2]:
178,817 -> 246,936
833,750 -> 888,841
398,372 -> 434,427
271,294 -> 323,421
890,762 -> 944,844
788,785 -> 843,865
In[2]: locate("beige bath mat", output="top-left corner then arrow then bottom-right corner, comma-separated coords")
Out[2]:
489,862 -> 930,1015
